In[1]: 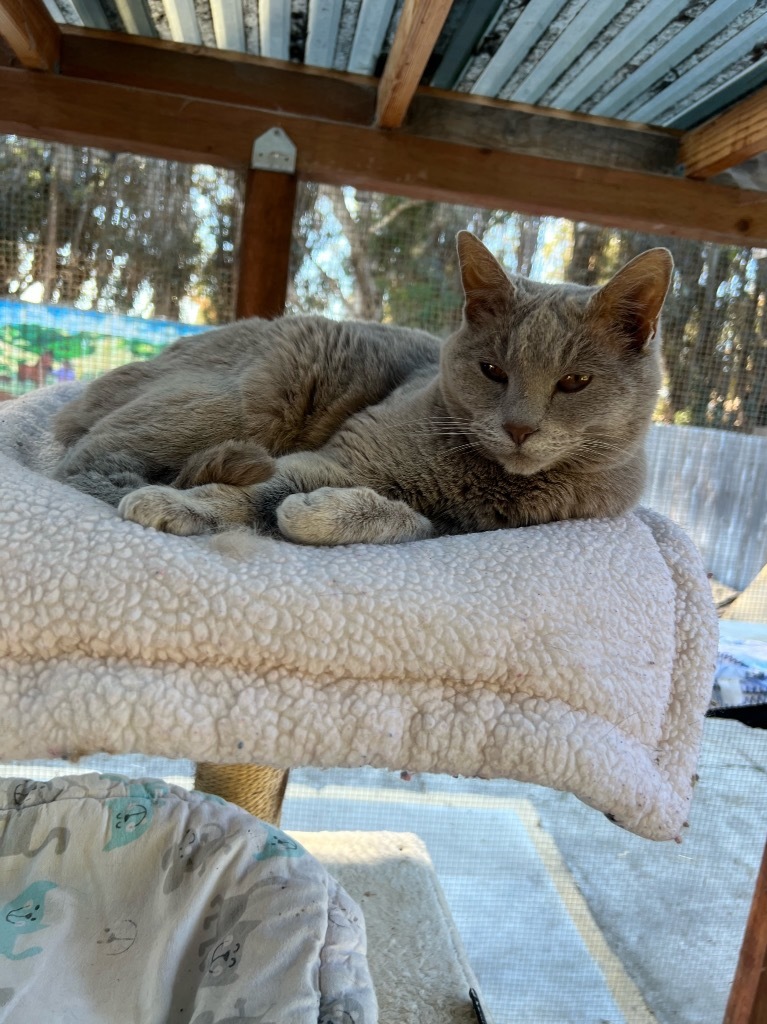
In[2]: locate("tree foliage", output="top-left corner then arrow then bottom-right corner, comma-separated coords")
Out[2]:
0,137 -> 240,323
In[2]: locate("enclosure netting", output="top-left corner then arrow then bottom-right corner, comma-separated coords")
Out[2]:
0,136 -> 242,390
1,137 -> 766,1024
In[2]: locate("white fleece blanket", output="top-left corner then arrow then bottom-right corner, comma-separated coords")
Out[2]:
0,384 -> 718,841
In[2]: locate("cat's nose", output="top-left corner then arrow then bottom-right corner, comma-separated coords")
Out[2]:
503,422 -> 538,446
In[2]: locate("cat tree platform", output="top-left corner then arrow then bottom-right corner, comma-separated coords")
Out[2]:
0,381 -> 718,843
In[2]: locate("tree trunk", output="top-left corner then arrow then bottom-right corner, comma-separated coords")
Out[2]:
330,190 -> 381,320
40,147 -> 59,303
515,215 -> 541,277
566,223 -> 610,285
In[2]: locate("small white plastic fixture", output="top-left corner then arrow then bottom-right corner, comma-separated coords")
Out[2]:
251,128 -> 297,173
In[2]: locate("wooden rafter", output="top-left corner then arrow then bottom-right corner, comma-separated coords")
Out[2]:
681,84 -> 767,179
0,0 -> 59,71
2,66 -> 766,246
375,0 -> 453,129
57,28 -> 680,175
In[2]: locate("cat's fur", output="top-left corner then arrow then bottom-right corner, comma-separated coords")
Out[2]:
52,232 -> 672,546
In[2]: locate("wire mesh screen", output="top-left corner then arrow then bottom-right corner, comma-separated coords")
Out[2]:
0,135 -> 242,396
0,147 -> 766,1024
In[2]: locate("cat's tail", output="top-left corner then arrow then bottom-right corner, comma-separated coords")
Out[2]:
172,440 -> 276,489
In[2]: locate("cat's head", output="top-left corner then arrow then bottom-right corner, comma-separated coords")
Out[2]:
439,231 -> 671,477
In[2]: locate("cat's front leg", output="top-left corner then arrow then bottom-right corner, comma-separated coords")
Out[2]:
116,454 -> 347,536
276,487 -> 435,545
118,482 -> 253,535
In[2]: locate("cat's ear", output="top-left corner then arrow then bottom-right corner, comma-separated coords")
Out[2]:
456,231 -> 514,323
589,248 -> 673,350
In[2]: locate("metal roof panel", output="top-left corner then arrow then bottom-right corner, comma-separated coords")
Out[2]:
42,0 -> 767,131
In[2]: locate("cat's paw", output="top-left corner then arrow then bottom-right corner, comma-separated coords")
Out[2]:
276,486 -> 434,546
119,485 -> 215,535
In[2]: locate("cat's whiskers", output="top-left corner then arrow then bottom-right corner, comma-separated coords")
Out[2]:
426,420 -> 486,456
430,424 -> 476,435
442,441 -> 484,456
578,438 -> 627,456
408,429 -> 473,441
583,438 -> 625,450
429,415 -> 477,427
568,438 -> 631,469
435,429 -> 484,452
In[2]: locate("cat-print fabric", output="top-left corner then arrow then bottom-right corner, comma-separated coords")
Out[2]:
0,774 -> 376,1023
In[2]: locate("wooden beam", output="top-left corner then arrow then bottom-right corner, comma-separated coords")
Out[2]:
236,168 -> 298,319
681,85 -> 767,180
407,91 -> 680,175
0,0 -> 59,70
724,834 -> 767,1024
59,26 -> 377,126
375,0 -> 453,129
1,67 -> 766,246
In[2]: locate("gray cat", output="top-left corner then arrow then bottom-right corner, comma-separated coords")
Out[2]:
53,232 -> 671,546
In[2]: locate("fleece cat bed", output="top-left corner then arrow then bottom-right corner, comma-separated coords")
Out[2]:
0,383 -> 718,841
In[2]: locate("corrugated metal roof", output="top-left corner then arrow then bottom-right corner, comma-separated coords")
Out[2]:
44,0 -> 767,130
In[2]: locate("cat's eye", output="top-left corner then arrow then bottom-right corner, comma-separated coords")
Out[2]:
556,373 -> 592,394
480,362 -> 508,384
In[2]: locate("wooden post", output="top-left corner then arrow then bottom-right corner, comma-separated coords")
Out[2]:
724,833 -> 767,1024
236,167 -> 297,321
